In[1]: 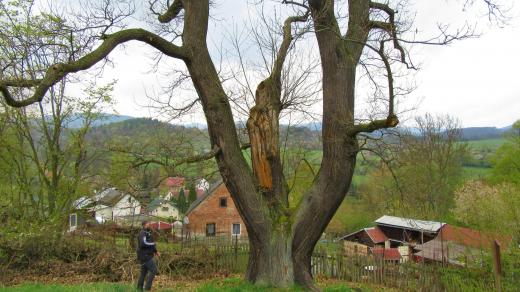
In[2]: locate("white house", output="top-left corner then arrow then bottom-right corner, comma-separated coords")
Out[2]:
147,198 -> 180,219
92,188 -> 141,222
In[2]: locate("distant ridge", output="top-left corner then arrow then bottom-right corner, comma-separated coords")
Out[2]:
458,127 -> 510,141
75,113 -> 514,141
64,113 -> 134,128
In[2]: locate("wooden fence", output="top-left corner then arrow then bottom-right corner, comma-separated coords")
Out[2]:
69,230 -> 499,291
310,249 -> 496,291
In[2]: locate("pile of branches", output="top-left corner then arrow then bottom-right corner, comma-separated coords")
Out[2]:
0,231 -> 224,285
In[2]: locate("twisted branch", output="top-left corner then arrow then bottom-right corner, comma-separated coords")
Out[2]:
1,28 -> 187,107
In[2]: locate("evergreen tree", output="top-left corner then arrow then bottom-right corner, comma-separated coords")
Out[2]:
177,188 -> 187,213
188,183 -> 197,205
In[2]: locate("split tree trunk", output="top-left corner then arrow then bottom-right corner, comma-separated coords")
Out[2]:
182,0 -> 365,289
1,0 -> 394,289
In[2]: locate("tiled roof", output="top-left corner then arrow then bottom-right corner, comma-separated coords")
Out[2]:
371,247 -> 401,261
338,226 -> 388,244
375,215 -> 445,233
365,227 -> 388,244
437,224 -> 511,249
164,177 -> 185,187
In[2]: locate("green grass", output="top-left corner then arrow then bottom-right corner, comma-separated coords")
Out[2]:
196,277 -> 356,292
0,279 -> 363,292
0,283 -> 132,292
465,138 -> 506,150
462,166 -> 492,179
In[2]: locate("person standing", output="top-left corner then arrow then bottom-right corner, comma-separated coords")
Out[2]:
136,221 -> 160,291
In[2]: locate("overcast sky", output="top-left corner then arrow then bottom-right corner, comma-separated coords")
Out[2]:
93,0 -> 519,128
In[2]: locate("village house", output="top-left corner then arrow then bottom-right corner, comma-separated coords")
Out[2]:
162,176 -> 185,200
339,226 -> 389,256
374,215 -> 445,246
147,198 -> 180,220
340,215 -> 510,265
68,188 -> 141,231
69,196 -> 94,231
340,215 -> 445,262
92,188 -> 141,222
162,177 -> 206,201
185,181 -> 248,239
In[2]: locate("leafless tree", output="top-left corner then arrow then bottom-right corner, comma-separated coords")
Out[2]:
0,0 -> 506,289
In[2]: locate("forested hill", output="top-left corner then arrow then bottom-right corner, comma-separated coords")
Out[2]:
64,113 -> 133,128
459,126 -> 512,140
87,118 -> 211,150
85,114 -> 513,148
86,117 -> 323,150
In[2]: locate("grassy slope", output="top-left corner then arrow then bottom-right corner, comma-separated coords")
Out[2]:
465,138 -> 506,149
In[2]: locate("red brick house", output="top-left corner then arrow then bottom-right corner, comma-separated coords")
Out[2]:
185,181 -> 248,239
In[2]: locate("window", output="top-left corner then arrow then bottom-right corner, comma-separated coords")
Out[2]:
162,206 -> 169,211
206,223 -> 216,237
232,223 -> 241,236
219,197 -> 227,208
69,213 -> 77,228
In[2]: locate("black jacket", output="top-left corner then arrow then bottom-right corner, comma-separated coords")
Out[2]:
136,228 -> 157,263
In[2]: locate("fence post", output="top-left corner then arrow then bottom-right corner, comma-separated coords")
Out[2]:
492,239 -> 502,292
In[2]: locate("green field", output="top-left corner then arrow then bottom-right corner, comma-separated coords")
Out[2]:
462,166 -> 492,179
465,138 -> 506,150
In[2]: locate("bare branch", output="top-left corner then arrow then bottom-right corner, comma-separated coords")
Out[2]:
282,0 -> 309,10
272,11 -> 310,82
131,145 -> 221,169
369,2 -> 407,65
157,0 -> 184,23
1,28 -> 187,107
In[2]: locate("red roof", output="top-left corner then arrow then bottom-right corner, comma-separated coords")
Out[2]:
365,227 -> 388,244
371,248 -> 401,261
146,221 -> 173,230
438,224 -> 511,249
164,177 -> 185,187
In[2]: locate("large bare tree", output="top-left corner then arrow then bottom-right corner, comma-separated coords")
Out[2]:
0,0 -> 505,289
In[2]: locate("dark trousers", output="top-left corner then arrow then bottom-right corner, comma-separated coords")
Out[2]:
137,258 -> 157,291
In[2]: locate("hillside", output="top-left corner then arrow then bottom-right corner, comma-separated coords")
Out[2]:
87,117 -> 212,151
64,113 -> 134,128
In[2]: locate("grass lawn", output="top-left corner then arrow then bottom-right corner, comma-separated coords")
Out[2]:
0,277 -> 387,292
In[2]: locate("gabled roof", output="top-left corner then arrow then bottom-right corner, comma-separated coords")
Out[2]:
366,227 -> 388,244
97,188 -> 124,206
375,215 -> 445,233
72,197 -> 93,209
185,180 -> 223,215
339,226 -> 388,244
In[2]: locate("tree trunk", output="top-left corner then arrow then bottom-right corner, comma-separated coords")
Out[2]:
246,230 -> 294,287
